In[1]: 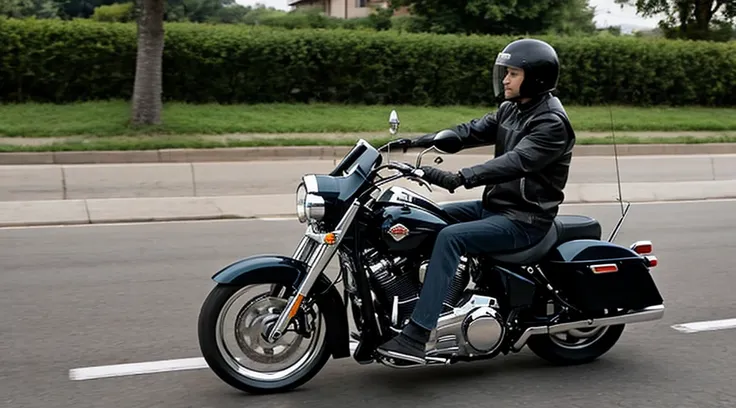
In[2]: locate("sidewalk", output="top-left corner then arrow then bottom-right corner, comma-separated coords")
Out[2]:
1,180 -> 734,227
1,153 -> 736,227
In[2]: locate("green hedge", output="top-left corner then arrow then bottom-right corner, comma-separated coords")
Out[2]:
1,18 -> 736,106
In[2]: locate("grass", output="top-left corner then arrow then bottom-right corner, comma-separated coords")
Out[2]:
1,100 -> 736,138
2,134 -> 736,153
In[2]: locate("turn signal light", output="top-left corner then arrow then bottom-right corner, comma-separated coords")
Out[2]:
324,232 -> 337,245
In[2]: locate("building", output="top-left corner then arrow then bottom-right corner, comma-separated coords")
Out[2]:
287,0 -> 409,19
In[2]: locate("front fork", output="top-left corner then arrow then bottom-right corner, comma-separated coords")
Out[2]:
266,199 -> 363,342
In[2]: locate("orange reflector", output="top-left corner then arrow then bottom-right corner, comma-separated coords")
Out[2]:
287,294 -> 304,319
324,233 -> 336,245
591,263 -> 618,274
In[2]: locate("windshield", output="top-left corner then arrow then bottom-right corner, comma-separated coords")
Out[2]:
309,139 -> 383,208
329,139 -> 382,178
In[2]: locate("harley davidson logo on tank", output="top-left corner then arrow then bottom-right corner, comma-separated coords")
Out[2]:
387,224 -> 410,241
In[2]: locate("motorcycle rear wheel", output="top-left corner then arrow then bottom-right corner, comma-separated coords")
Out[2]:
526,324 -> 625,365
198,283 -> 331,394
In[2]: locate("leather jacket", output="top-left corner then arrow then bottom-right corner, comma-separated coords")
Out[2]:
414,93 -> 576,228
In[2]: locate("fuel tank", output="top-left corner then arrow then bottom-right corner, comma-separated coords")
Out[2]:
373,186 -> 454,253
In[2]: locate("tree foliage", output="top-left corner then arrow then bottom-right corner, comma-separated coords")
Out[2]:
387,0 -> 597,35
615,0 -> 736,40
1,0 -> 242,22
0,0 -> 59,18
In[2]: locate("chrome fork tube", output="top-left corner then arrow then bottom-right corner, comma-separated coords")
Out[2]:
292,236 -> 310,260
267,199 -> 363,342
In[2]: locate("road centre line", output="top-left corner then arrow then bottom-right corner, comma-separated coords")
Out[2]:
69,342 -> 360,381
69,357 -> 207,381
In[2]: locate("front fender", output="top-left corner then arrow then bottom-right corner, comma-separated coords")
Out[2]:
211,254 -> 351,359
213,254 -> 308,286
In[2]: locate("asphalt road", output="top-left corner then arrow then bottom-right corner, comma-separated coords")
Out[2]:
2,200 -> 736,408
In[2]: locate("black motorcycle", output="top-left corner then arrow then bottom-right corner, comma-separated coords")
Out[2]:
197,110 -> 665,394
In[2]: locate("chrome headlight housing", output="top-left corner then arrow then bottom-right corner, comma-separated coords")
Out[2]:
296,176 -> 325,224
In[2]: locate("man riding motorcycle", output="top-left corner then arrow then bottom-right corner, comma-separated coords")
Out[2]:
377,38 -> 577,365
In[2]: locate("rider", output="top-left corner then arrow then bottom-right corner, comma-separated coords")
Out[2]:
377,38 -> 576,365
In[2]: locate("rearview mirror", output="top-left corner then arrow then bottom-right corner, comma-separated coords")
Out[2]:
389,110 -> 400,135
432,129 -> 463,154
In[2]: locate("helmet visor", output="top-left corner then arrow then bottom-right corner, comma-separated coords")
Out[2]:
492,63 -> 511,99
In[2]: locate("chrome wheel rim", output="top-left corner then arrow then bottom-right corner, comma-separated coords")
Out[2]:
549,326 -> 609,350
215,284 -> 326,382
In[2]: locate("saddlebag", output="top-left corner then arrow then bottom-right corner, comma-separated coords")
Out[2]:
542,240 -> 664,313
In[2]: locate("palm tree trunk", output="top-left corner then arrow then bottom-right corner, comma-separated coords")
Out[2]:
131,0 -> 165,125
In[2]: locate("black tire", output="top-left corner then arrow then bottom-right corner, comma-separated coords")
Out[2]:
526,324 -> 625,365
198,284 -> 332,394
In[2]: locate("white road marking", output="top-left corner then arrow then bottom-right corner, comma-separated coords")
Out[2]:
671,318 -> 736,333
69,342 -> 361,381
69,357 -> 207,381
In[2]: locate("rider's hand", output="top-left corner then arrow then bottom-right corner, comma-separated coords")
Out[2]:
419,166 -> 465,193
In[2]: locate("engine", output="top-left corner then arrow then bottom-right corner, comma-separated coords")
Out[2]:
361,248 -> 506,358
362,248 -> 470,329
426,294 -> 506,358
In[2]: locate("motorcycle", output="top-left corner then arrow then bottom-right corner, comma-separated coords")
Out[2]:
197,110 -> 665,394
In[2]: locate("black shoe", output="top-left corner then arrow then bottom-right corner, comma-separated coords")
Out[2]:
376,333 -> 427,365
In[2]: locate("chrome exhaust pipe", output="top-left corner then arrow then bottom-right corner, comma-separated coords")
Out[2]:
511,304 -> 665,352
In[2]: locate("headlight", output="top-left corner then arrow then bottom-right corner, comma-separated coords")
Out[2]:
296,183 -> 307,223
296,179 -> 326,224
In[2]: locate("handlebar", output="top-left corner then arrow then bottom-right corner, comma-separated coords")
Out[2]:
378,138 -> 412,153
386,161 -> 415,174
371,138 -> 451,194
375,161 -> 432,192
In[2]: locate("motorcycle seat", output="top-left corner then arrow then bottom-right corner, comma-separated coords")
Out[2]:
490,215 -> 602,265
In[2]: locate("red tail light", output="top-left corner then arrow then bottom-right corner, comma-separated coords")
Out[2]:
631,240 -> 653,255
644,256 -> 658,267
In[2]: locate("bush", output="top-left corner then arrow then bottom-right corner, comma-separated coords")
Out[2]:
1,18 -> 735,106
91,3 -> 136,23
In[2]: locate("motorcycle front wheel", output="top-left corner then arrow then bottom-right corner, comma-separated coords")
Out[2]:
197,283 -> 331,394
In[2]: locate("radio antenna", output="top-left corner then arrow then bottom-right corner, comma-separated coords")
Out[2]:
605,58 -> 631,243
609,106 -> 625,216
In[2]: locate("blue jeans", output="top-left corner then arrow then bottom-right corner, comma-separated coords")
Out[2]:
409,200 -> 550,331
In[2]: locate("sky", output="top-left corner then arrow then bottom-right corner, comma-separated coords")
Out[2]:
233,0 -> 665,30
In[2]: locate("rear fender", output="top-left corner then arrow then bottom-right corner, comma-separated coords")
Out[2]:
550,239 -> 642,262
212,254 -> 351,359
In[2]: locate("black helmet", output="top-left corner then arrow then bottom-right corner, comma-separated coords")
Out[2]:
492,38 -> 560,100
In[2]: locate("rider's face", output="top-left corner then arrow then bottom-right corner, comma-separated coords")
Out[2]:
503,66 -> 524,99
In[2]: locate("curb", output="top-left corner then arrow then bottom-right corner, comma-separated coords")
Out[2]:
3,143 -> 736,165
2,180 -> 736,228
